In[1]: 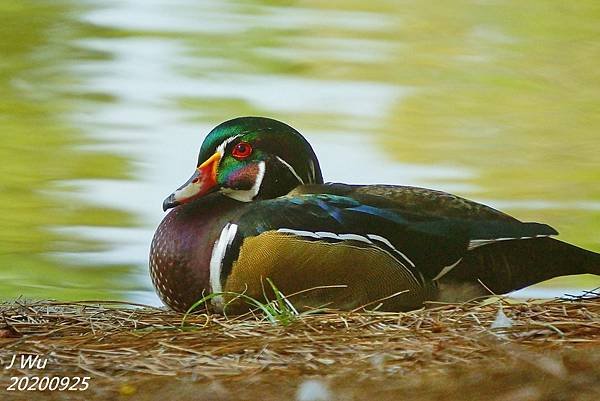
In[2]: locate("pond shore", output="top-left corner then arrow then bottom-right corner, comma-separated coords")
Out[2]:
1,298 -> 599,400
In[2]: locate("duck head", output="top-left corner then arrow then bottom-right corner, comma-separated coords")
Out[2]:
162,117 -> 323,210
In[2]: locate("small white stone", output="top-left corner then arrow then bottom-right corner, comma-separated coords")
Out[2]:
369,354 -> 386,370
296,379 -> 331,401
491,308 -> 513,329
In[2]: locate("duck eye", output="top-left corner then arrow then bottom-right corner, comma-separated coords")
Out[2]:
232,142 -> 252,159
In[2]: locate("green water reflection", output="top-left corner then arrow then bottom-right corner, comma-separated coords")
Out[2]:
0,1 -> 138,298
0,0 -> 598,301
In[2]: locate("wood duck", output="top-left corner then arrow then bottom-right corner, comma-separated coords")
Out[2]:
150,117 -> 600,313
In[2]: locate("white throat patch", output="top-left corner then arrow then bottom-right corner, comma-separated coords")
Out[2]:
221,161 -> 266,202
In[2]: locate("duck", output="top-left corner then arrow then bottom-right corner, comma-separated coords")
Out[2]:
150,116 -> 600,313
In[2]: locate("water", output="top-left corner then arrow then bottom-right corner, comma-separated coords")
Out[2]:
1,0 -> 599,305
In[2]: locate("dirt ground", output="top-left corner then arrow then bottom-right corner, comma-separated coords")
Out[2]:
1,298 -> 599,401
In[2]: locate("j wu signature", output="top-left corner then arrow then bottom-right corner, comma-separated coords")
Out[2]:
3,354 -> 49,370
3,354 -> 91,392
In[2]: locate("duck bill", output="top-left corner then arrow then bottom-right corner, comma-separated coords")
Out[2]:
162,152 -> 221,211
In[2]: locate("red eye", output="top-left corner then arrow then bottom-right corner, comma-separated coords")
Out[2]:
232,142 -> 252,159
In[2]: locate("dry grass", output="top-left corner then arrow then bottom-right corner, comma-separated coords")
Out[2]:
1,295 -> 599,400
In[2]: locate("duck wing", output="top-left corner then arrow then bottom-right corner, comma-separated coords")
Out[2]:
289,183 -> 518,222
209,194 -> 556,312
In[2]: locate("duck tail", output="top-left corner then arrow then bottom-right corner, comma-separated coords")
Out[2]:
441,238 -> 600,296
581,243 -> 600,275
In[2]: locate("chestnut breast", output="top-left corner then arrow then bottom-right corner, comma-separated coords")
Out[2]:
149,193 -> 244,311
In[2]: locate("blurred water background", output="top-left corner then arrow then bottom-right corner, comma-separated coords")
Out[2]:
1,0 -> 599,305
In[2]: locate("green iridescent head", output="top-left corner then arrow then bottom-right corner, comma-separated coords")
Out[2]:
163,117 -> 323,210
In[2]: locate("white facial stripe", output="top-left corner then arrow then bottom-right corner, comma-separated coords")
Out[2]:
276,156 -> 305,185
216,134 -> 242,157
209,223 -> 238,311
175,135 -> 241,203
221,161 -> 266,202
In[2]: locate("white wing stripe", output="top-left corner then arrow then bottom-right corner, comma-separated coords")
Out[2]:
277,228 -> 320,238
276,228 -> 416,268
276,228 -> 422,287
367,234 -> 416,268
338,233 -> 373,244
468,234 -> 552,250
432,257 -> 463,281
